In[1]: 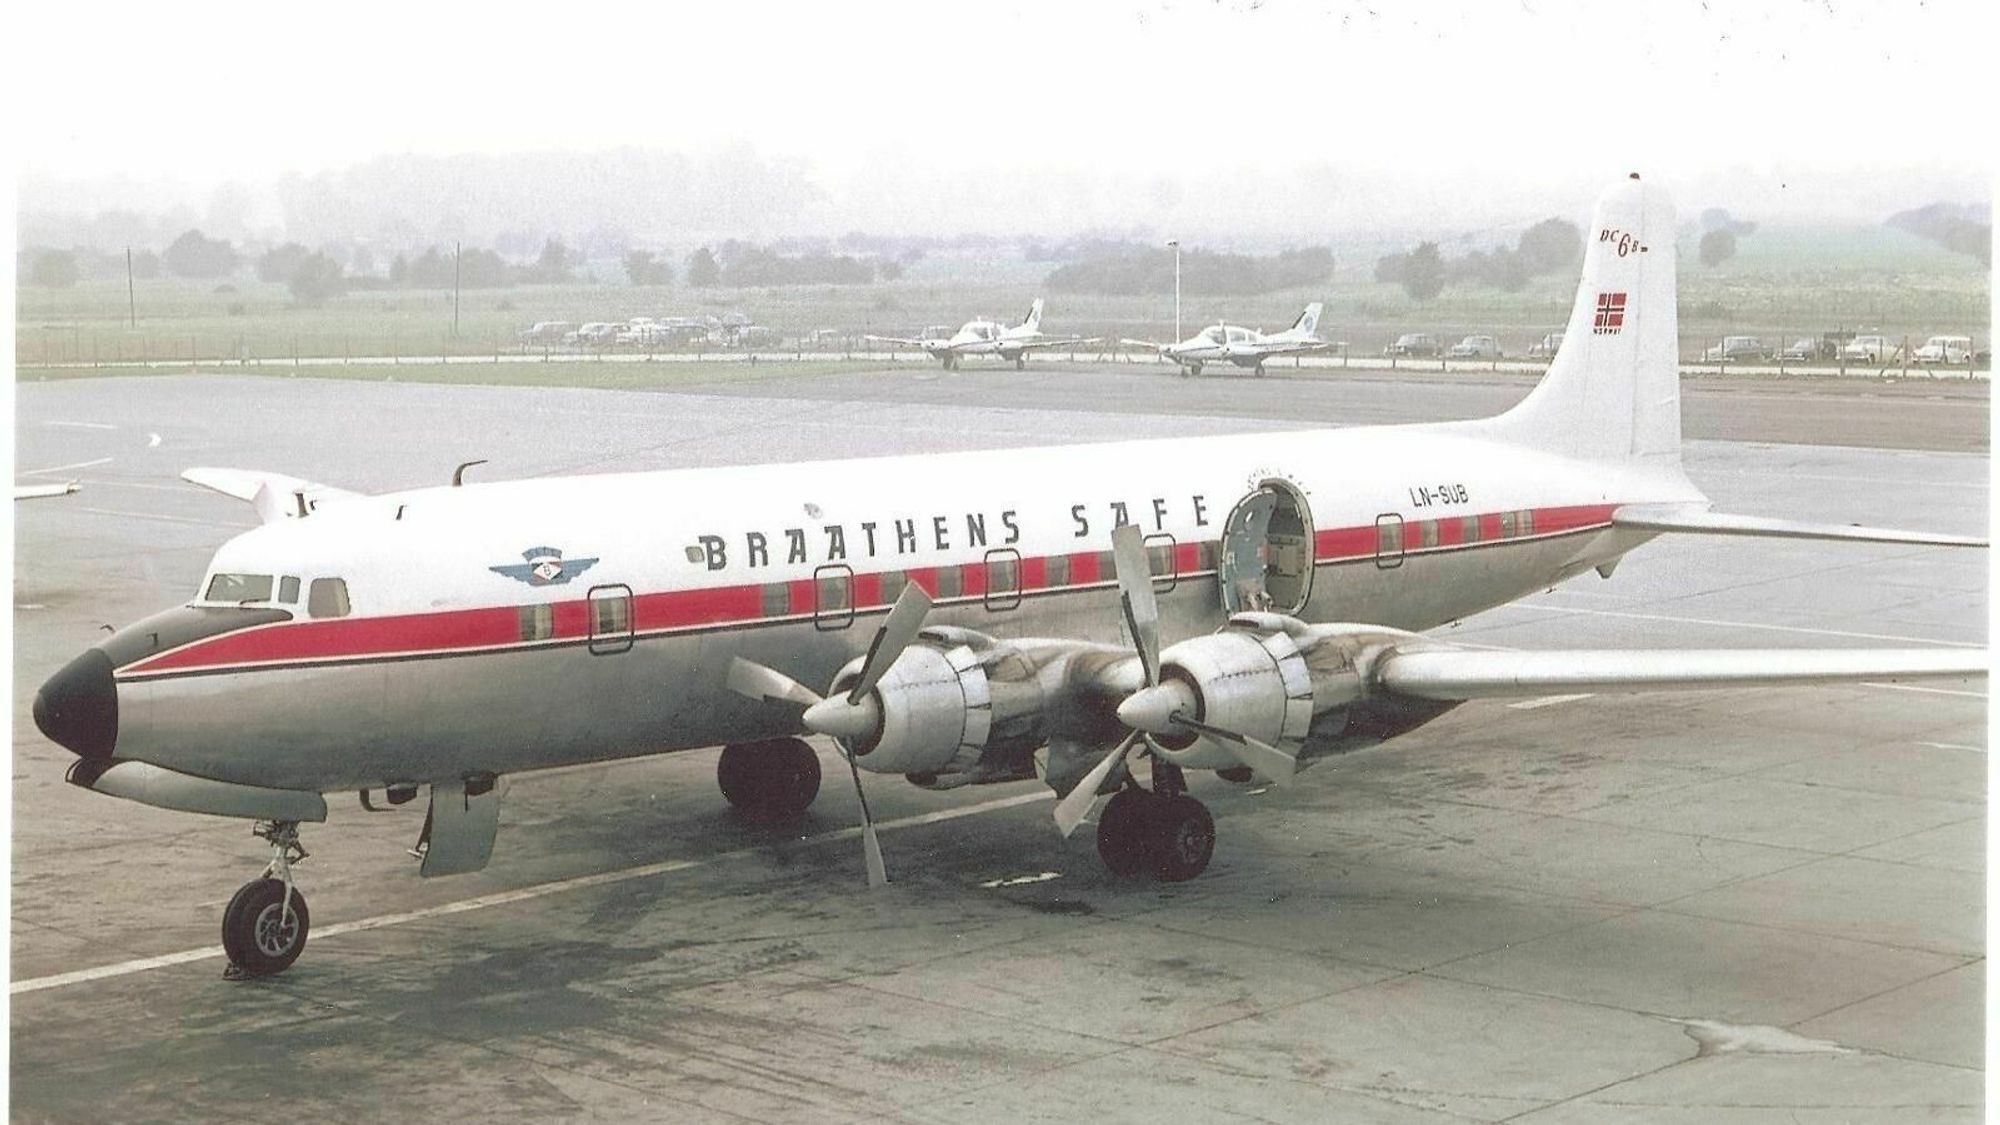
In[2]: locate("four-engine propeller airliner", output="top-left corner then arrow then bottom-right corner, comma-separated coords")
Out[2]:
1123,302 -> 1338,376
33,175 -> 1987,979
867,298 -> 1090,370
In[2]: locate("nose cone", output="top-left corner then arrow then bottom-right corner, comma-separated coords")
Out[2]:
1116,681 -> 1197,735
802,694 -> 881,744
33,648 -> 118,758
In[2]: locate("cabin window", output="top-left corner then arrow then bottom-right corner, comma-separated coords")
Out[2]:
1518,509 -> 1535,535
760,582 -> 790,617
206,573 -> 274,603
1461,515 -> 1480,544
1044,554 -> 1070,588
278,576 -> 301,603
1375,514 -> 1406,569
1498,511 -> 1518,538
1418,520 -> 1440,549
878,569 -> 908,607
1144,533 -> 1178,592
934,565 -> 963,599
984,549 -> 1022,612
814,565 -> 854,631
518,603 -> 554,642
306,577 -> 350,618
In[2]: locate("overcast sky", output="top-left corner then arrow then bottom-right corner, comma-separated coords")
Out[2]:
11,0 -> 1994,231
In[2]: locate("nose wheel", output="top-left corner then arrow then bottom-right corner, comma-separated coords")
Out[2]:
222,820 -> 311,980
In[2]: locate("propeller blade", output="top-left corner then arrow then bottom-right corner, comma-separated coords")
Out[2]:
1173,715 -> 1298,785
847,581 -> 934,704
726,657 -> 825,709
845,745 -> 889,887
1052,731 -> 1143,839
1110,524 -> 1160,686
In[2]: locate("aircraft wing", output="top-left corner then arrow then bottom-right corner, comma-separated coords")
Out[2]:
1010,335 -> 1096,352
183,467 -> 362,524
1376,646 -> 1985,701
14,481 -> 79,501
1613,503 -> 1988,547
1118,339 -> 1169,352
864,335 -> 930,348
1244,339 -> 1341,358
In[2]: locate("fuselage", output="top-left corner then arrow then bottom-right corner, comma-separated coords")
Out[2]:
70,418 -> 1700,794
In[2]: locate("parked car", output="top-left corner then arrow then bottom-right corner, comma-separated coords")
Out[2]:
1840,334 -> 1897,364
1385,333 -> 1442,358
1911,335 -> 1974,365
616,322 -> 679,347
1526,332 -> 1563,359
518,321 -> 575,347
1447,335 -> 1502,359
574,322 -> 620,346
1777,337 -> 1823,362
1702,335 -> 1770,362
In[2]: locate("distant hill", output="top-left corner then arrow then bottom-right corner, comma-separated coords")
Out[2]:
1886,202 -> 1990,265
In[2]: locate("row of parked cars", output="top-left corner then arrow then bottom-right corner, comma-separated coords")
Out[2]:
1701,333 -> 1981,365
1382,330 -> 1982,366
518,316 -> 782,350
1383,333 -> 1562,360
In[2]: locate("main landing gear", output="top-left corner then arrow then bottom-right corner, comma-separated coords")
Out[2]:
718,738 -> 822,818
221,820 -> 310,980
1093,760 -> 1215,882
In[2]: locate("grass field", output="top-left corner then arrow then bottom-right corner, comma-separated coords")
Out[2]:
16,224 -> 1987,370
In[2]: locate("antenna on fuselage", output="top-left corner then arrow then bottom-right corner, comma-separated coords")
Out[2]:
451,460 -> 488,487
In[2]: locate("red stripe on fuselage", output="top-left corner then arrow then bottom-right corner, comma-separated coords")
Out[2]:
118,504 -> 1619,676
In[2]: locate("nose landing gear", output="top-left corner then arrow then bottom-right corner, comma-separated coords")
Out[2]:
221,820 -> 310,980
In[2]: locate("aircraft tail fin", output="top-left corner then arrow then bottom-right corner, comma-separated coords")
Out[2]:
1021,298 -> 1045,333
1473,175 -> 1680,469
1289,302 -> 1323,338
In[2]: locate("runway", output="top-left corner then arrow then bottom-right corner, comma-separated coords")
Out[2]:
11,367 -> 1987,1122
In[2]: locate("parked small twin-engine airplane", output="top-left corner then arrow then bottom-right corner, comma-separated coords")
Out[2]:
34,175 -> 1987,979
867,299 -> 1090,370
1123,302 -> 1338,377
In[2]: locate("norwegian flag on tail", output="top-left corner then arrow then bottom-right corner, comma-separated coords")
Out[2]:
1593,292 -> 1628,335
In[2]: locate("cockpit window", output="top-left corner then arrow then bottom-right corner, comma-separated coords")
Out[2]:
279,576 -> 301,603
1201,326 -> 1225,344
308,577 -> 351,619
205,573 -> 274,603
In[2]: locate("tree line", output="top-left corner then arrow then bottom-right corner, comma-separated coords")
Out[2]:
1044,245 -> 1335,296
1375,218 -> 1583,302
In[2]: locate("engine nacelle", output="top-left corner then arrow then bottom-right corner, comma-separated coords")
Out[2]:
826,631 -> 1049,778
1150,627 -> 1314,767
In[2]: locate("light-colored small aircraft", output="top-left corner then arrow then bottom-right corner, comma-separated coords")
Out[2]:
1124,302 -> 1337,377
34,176 -> 1986,979
868,299 -> 1089,370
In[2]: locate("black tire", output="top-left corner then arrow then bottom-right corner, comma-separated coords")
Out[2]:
1095,788 -> 1154,877
1189,363 -> 1203,378
1150,795 -> 1215,882
718,739 -> 821,817
221,877 -> 309,977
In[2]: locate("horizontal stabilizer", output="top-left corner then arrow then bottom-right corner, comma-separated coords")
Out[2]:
1378,647 -> 1986,702
1613,504 -> 1987,548
183,467 -> 361,523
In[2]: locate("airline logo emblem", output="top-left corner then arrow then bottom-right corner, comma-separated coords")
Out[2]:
1593,292 -> 1628,335
490,546 -> 600,586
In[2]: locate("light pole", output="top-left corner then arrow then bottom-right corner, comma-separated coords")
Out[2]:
1167,239 -> 1181,342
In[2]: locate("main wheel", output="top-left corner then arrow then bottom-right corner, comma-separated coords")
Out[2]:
1095,788 -> 1154,876
718,739 -> 822,817
1149,795 -> 1215,882
1015,356 -> 1025,370
221,877 -> 310,978
1189,363 -> 1203,377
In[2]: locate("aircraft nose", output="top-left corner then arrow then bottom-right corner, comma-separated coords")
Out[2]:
33,648 -> 118,759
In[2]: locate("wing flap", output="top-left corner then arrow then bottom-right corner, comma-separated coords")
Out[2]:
1377,647 -> 1986,701
1614,504 -> 1987,547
